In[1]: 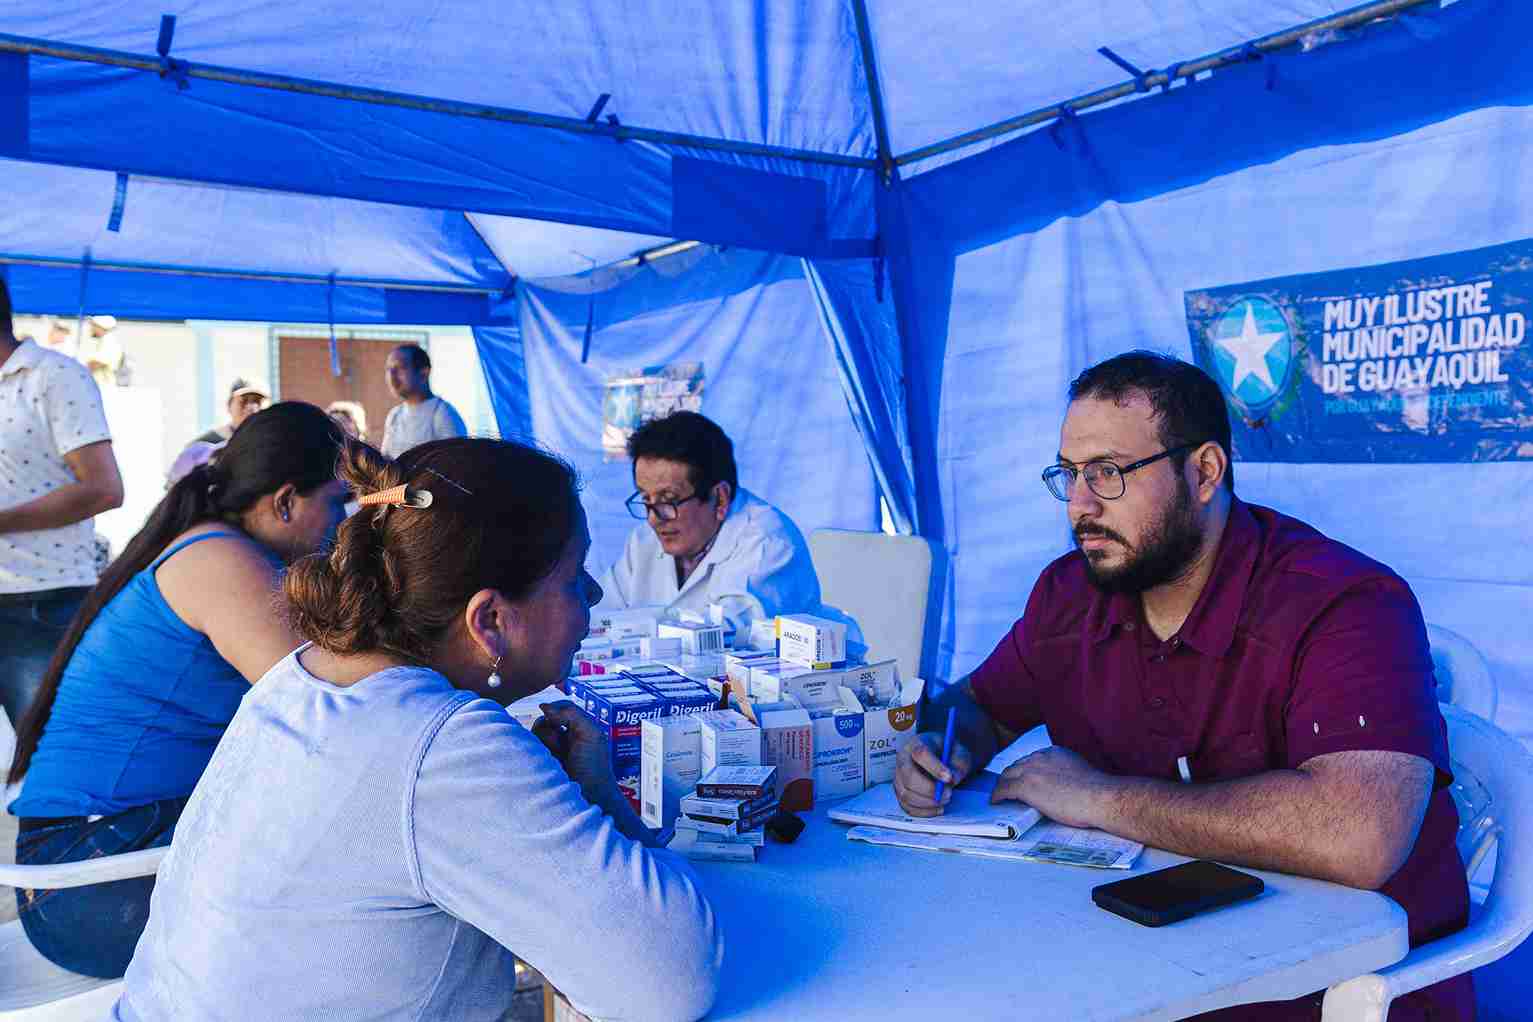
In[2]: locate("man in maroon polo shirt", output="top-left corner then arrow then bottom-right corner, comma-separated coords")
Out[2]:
894,351 -> 1471,1021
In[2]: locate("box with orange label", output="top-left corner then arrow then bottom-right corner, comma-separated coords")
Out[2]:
861,678 -> 925,787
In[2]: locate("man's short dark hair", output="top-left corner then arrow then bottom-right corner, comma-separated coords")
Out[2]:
393,343 -> 431,372
626,411 -> 738,498
0,277 -> 12,338
1068,350 -> 1235,492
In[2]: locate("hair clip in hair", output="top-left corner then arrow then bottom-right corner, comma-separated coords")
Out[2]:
356,484 -> 433,509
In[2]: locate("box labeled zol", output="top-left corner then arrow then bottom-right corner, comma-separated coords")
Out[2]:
862,677 -> 925,788
640,715 -> 702,830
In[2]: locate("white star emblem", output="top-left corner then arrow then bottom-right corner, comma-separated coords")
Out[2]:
1218,302 -> 1285,395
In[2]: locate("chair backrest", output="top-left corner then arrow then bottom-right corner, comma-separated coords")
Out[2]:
1428,624 -> 1498,722
1441,705 -> 1533,940
808,529 -> 933,683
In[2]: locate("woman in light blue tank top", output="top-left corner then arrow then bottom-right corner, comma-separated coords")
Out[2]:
6,401 -> 348,978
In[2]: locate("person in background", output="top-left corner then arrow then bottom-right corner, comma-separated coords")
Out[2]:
326,399 -> 369,441
111,438 -> 722,1021
895,351 -> 1470,1021
166,379 -> 271,487
380,343 -> 467,457
45,318 -> 73,353
191,378 -> 270,446
599,410 -> 820,633
6,402 -> 348,979
77,315 -> 124,388
0,281 -> 124,730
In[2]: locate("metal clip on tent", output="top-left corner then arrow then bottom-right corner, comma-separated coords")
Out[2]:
1049,105 -> 1078,151
155,14 -> 189,90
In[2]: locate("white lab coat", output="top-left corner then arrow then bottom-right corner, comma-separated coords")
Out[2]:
598,488 -> 821,632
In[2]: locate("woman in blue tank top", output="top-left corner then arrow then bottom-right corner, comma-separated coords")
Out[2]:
6,401 -> 348,978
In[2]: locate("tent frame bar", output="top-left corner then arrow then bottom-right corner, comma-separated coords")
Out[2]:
0,33 -> 878,172
849,0 -> 896,184
894,0 -> 1439,167
0,253 -> 505,295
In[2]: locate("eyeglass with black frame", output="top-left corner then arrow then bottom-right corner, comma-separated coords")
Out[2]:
625,490 -> 709,521
1041,444 -> 1197,501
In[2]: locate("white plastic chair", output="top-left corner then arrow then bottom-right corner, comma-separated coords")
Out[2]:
0,847 -> 167,1019
1321,705 -> 1533,1020
1426,624 -> 1498,723
807,529 -> 933,683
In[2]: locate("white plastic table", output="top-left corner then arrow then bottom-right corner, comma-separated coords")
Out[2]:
690,805 -> 1409,1021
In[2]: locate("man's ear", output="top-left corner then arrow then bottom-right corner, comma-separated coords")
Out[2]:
713,481 -> 733,520
1191,442 -> 1227,503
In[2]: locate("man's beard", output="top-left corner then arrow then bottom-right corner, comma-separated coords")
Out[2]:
1075,484 -> 1203,595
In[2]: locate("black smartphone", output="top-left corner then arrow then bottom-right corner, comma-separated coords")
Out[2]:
1092,860 -> 1264,927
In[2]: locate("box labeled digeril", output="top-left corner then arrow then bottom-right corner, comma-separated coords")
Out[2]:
776,614 -> 847,669
586,690 -> 669,813
640,715 -> 702,830
696,710 -> 762,775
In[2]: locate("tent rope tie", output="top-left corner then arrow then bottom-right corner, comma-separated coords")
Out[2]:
106,173 -> 129,233
584,93 -> 611,123
1239,42 -> 1278,90
327,273 -> 342,378
1096,46 -> 1152,93
155,14 -> 190,91
1049,105 -> 1078,150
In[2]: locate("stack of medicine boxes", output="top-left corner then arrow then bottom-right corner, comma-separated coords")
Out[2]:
642,704 -> 776,861
568,664 -> 715,813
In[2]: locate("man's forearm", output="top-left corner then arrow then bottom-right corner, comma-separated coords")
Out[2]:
1100,770 -> 1401,888
0,481 -> 122,535
918,679 -> 1003,771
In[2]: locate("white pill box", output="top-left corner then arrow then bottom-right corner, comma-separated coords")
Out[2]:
752,665 -> 844,711
810,691 -> 867,802
589,606 -> 665,641
640,715 -> 702,830
696,710 -> 762,775
658,621 -> 726,656
776,614 -> 847,669
737,697 -> 814,811
862,677 -> 925,787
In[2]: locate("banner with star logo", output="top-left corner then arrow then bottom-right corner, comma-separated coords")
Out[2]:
1185,238 -> 1533,462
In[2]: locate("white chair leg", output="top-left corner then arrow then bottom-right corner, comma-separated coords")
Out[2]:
1322,973 -> 1391,1022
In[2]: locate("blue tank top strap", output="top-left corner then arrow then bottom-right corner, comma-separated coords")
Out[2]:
150,531 -> 243,570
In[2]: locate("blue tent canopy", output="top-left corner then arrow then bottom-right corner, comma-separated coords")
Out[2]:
0,0 -> 1528,735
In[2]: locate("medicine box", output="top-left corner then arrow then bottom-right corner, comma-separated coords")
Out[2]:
737,696 -> 814,811
752,665 -> 843,711
640,715 -> 702,830
586,690 -> 669,813
588,606 -> 664,641
657,621 -> 726,656
776,614 -> 847,669
724,650 -> 777,693
862,678 -> 925,787
696,710 -> 762,775
810,690 -> 867,802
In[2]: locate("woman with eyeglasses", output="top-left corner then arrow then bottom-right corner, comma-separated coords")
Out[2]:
599,410 -> 821,635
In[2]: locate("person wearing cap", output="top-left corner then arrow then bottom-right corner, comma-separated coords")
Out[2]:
191,378 -> 270,447
599,410 -> 821,633
380,344 -> 467,458
77,315 -> 124,389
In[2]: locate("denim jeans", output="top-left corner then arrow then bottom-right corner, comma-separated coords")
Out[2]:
0,587 -> 89,726
14,797 -> 187,978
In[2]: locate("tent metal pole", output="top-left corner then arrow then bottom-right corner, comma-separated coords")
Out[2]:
849,0 -> 897,185
0,253 -> 504,295
893,0 -> 1439,168
0,33 -> 879,172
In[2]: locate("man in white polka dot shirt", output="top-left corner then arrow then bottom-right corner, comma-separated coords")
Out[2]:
0,280 -> 123,730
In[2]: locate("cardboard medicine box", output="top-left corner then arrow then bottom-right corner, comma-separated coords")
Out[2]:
861,677 -> 925,787
736,696 -> 814,811
696,710 -> 762,775
640,715 -> 702,830
775,613 -> 847,669
810,689 -> 867,802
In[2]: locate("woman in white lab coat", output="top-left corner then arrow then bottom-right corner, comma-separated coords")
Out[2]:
599,411 -> 820,632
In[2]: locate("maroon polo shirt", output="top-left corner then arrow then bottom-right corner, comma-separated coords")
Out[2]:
971,498 -> 1472,1022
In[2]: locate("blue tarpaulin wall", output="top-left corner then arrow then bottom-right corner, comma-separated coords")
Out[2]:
0,1 -> 1529,757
